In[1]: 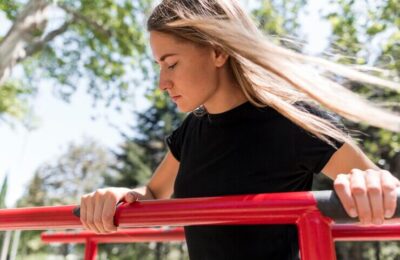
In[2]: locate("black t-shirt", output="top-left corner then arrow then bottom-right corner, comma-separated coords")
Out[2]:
165,101 -> 344,260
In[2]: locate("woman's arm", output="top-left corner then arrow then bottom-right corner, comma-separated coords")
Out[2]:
146,150 -> 180,199
80,151 -> 180,233
125,151 -> 180,200
321,143 -> 379,176
321,143 -> 400,225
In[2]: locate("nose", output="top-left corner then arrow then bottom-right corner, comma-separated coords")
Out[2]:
158,71 -> 173,91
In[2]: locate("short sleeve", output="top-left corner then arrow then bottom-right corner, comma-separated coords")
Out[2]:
293,102 -> 346,174
165,113 -> 193,161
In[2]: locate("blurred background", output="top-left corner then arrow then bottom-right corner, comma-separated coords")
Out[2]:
0,0 -> 399,259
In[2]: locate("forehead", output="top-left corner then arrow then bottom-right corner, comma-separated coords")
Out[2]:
150,31 -> 208,61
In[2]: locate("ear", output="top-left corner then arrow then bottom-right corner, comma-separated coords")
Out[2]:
213,47 -> 230,68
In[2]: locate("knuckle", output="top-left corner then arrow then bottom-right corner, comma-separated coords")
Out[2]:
350,168 -> 361,174
382,183 -> 396,192
81,196 -> 89,203
336,173 -> 348,180
104,190 -> 118,200
351,186 -> 366,195
334,182 -> 346,192
366,186 -> 381,195
365,169 -> 377,175
94,190 -> 103,198
334,178 -> 347,187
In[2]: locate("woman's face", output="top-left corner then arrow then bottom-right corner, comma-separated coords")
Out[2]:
150,31 -> 226,112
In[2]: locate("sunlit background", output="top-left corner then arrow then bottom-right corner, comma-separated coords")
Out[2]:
0,0 -> 399,259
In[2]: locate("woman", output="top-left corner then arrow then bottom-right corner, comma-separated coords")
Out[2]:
79,0 -> 400,259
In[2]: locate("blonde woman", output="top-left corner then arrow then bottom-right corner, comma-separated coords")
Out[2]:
79,0 -> 400,259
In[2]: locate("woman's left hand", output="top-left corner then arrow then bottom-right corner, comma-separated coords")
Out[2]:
334,168 -> 400,225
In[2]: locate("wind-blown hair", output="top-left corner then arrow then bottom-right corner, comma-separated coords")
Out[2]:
147,0 -> 400,147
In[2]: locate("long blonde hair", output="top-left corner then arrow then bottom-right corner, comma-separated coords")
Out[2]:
147,0 -> 400,147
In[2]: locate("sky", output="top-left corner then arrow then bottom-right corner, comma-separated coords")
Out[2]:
0,0 -> 331,207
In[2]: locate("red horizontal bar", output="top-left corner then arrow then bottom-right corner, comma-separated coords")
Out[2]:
0,191 -> 316,230
41,227 -> 185,243
0,205 -> 81,230
333,224 -> 400,241
40,224 -> 400,244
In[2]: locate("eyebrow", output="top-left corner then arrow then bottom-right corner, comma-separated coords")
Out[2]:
154,53 -> 178,63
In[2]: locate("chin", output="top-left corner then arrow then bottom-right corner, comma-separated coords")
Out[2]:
176,103 -> 200,114
176,106 -> 192,113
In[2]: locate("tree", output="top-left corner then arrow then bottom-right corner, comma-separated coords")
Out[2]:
16,139 -> 113,258
319,0 -> 400,259
0,174 -> 7,209
253,1 -> 400,259
0,0 -> 154,108
0,81 -> 33,124
0,174 -> 8,251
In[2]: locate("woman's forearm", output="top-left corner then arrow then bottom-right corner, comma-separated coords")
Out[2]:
130,185 -> 157,200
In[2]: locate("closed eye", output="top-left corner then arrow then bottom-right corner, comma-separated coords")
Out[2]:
168,62 -> 178,70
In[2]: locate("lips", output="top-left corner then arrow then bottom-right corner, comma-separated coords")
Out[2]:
171,95 -> 181,102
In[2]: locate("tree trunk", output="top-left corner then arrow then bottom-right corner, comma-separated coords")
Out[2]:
0,231 -> 12,260
9,230 -> 21,260
0,0 -> 50,86
155,242 -> 163,260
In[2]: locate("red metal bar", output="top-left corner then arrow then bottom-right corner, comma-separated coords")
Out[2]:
297,211 -> 336,260
0,192 -> 316,230
41,225 -> 400,244
2,191 -> 400,260
0,205 -> 80,230
333,224 -> 400,241
84,239 -> 97,260
41,227 -> 185,243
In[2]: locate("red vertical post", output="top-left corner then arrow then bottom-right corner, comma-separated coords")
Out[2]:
297,211 -> 336,260
84,239 -> 98,260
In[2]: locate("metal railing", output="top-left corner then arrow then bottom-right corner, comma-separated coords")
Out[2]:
41,228 -> 185,260
1,190 -> 399,260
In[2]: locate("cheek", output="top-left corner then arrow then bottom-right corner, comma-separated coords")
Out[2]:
183,60 -> 216,93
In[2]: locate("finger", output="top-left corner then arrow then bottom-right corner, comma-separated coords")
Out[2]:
350,169 -> 372,225
125,191 -> 139,203
380,170 -> 397,218
93,193 -> 107,233
334,173 -> 357,218
80,196 -> 90,231
85,195 -> 100,233
365,169 -> 384,225
102,195 -> 118,233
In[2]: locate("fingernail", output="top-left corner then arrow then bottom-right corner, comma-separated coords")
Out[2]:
349,208 -> 358,218
385,210 -> 393,218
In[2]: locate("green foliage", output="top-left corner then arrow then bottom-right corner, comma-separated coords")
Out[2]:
0,0 -> 20,20
0,81 -> 32,121
252,0 -> 306,37
16,140 -> 112,258
18,139 -> 111,206
319,0 -> 400,258
1,0 -> 153,107
251,0 -> 308,54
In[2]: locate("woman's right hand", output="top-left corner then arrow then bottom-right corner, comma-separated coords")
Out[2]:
80,187 -> 140,233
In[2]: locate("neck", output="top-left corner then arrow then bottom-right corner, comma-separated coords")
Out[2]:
203,84 -> 248,114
